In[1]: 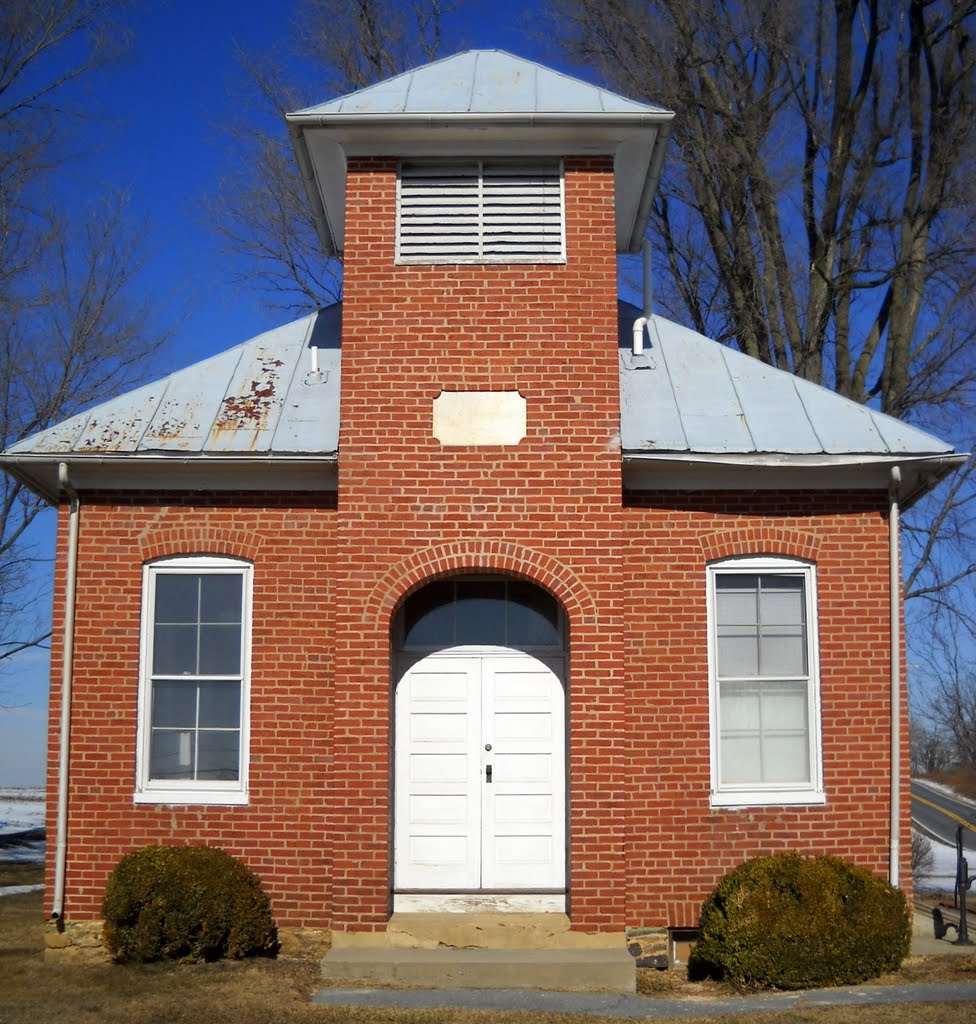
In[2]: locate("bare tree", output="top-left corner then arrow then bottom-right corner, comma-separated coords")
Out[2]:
924,671 -> 976,768
551,0 -> 976,650
212,0 -> 450,312
0,1 -> 163,672
910,716 -> 953,775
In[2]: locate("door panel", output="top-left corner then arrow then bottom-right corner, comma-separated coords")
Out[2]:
482,657 -> 565,889
395,651 -> 565,892
394,658 -> 481,890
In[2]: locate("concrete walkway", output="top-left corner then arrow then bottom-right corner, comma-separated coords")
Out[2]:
313,980 -> 976,1018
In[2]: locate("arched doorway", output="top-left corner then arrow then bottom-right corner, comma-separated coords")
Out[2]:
393,577 -> 567,907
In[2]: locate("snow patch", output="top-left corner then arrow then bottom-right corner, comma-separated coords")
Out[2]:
0,791 -> 44,835
0,789 -> 45,866
0,883 -> 43,898
914,830 -> 976,891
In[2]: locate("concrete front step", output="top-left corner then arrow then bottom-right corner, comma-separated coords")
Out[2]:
320,947 -> 637,993
332,913 -> 622,950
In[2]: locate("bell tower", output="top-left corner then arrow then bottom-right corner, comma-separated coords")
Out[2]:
287,51 -> 672,934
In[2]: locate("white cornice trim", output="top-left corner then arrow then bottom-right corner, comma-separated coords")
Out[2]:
622,451 -> 967,508
0,453 -> 339,502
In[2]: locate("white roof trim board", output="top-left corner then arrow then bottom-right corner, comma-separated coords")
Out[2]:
1,301 -> 962,505
285,50 -> 674,256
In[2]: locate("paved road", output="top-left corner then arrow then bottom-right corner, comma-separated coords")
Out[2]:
911,780 -> 976,853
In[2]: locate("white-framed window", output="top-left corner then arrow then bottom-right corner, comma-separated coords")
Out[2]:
135,556 -> 252,805
396,159 -> 566,264
707,556 -> 824,807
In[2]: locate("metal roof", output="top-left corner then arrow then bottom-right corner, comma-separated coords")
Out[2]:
617,303 -> 952,457
2,307 -> 341,498
293,50 -> 669,118
286,50 -> 674,256
1,300 -> 961,503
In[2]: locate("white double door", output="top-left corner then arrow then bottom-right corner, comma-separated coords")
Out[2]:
394,651 -> 566,892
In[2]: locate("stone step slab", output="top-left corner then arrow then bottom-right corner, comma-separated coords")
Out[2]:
320,947 -> 636,993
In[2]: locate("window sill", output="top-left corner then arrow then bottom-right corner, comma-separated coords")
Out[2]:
710,789 -> 826,809
134,788 -> 248,807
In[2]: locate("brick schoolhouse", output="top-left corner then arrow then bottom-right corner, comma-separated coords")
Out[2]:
1,51 -> 964,977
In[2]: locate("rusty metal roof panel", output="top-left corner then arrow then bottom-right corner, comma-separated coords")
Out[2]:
140,347 -> 248,452
7,309 -> 341,459
618,303 -> 953,456
270,304 -> 342,453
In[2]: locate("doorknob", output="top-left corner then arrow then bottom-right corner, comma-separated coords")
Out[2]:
485,764 -> 492,783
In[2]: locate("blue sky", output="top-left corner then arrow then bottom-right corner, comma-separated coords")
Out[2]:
0,0 -> 568,786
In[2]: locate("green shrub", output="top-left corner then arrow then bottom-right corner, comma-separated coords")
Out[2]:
691,853 -> 910,990
102,845 -> 278,963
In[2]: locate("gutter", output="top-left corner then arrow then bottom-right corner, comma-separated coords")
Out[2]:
285,111 -> 675,129
52,462 -> 80,926
621,451 -> 966,508
0,452 -> 339,504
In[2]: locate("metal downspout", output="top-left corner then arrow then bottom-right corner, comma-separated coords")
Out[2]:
52,463 -> 80,924
889,466 -> 902,887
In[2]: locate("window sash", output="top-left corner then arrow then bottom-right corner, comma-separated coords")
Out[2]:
136,559 -> 250,803
709,560 -> 822,805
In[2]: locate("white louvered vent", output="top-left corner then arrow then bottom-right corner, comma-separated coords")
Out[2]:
397,160 -> 565,264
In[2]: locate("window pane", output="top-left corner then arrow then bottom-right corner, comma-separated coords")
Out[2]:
762,681 -> 808,730
199,625 -> 241,675
153,624 -> 198,675
155,574 -> 199,624
760,631 -> 807,676
507,582 -> 560,646
719,680 -> 761,731
403,581 -> 455,646
150,729 -> 195,780
456,580 -> 506,645
200,575 -> 242,624
761,733 -> 810,783
715,577 -> 758,625
197,731 -> 240,781
153,680 -> 197,728
717,629 -> 759,677
198,682 -> 241,728
721,734 -> 761,785
759,576 -> 805,626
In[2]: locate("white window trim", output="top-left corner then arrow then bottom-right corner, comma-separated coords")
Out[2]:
706,556 -> 825,808
395,158 -> 567,265
134,556 -> 252,806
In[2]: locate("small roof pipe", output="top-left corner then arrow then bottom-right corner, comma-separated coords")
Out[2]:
888,465 -> 902,888
632,239 -> 654,355
52,463 -> 81,925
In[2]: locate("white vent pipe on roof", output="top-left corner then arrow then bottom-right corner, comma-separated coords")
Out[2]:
53,462 -> 80,926
888,465 -> 902,888
632,239 -> 653,354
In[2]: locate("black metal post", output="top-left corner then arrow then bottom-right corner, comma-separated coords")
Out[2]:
953,825 -> 975,946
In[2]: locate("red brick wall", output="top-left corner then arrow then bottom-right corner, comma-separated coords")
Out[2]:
44,152 -> 911,936
329,156 -> 627,932
46,492 -> 337,927
621,490 -> 912,927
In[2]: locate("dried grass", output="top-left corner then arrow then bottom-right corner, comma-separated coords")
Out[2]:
1,890 -> 976,1024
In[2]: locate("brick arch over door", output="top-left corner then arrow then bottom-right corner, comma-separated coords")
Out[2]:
364,540 -> 596,633
699,527 -> 821,564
